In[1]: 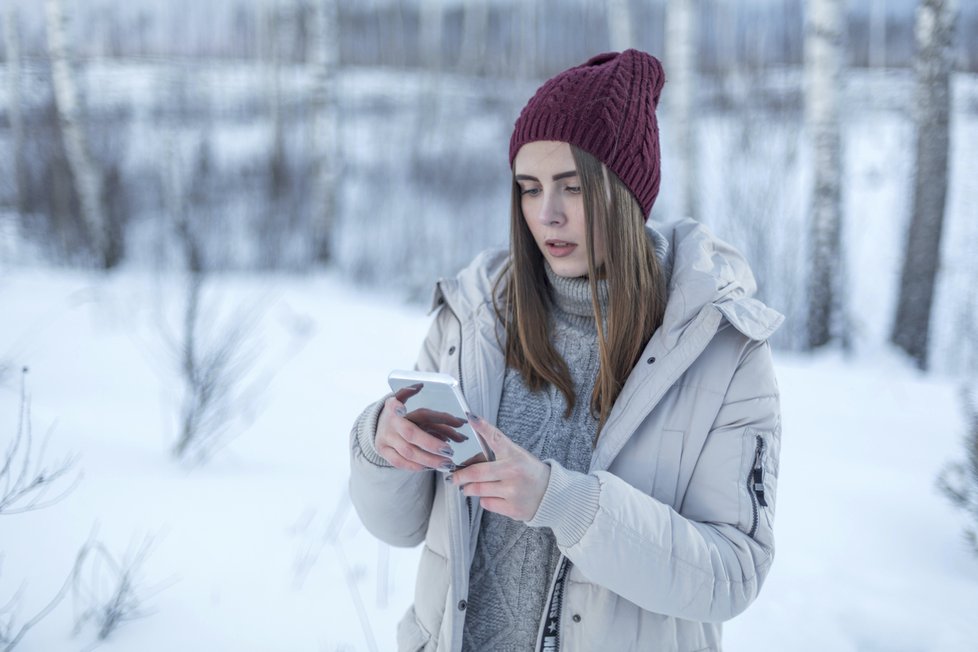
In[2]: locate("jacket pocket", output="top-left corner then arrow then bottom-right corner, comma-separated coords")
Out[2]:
652,429 -> 685,508
743,427 -> 777,539
396,604 -> 431,652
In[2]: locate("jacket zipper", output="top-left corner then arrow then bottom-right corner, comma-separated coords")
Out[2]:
748,434 -> 767,538
447,305 -> 474,524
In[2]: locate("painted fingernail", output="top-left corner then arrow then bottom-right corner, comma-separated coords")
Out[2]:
445,473 -> 454,482
440,446 -> 454,456
440,461 -> 456,471
394,406 -> 406,417
466,412 -> 480,422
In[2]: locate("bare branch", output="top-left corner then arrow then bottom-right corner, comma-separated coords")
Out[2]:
71,530 -> 171,643
1,368 -> 81,516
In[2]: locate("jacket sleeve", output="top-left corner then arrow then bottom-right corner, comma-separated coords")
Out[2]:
527,338 -> 781,622
347,306 -> 452,548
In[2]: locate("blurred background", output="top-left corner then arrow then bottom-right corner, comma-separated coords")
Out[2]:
1,0 -> 976,367
2,1 -> 978,650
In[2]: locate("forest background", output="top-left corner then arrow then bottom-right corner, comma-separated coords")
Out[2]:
1,0 -> 978,650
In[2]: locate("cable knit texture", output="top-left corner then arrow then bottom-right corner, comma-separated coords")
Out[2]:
461,266 -> 607,652
509,49 -> 666,219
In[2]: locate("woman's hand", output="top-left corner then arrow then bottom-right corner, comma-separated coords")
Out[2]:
375,385 -> 459,472
451,414 -> 550,521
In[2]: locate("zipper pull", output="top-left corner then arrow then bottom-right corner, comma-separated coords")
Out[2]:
752,443 -> 768,507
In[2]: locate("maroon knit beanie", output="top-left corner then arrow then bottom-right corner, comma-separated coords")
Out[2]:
509,49 -> 666,220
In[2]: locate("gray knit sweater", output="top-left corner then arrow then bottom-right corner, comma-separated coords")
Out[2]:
461,266 -> 607,652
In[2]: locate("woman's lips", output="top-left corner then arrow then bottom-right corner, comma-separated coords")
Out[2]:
545,240 -> 577,257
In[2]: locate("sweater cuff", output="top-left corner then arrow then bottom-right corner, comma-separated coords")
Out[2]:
526,460 -> 600,548
354,395 -> 393,468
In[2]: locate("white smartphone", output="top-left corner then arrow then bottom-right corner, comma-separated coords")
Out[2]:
387,369 -> 493,469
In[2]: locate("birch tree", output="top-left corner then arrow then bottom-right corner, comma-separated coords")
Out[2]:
44,0 -> 116,268
307,0 -> 340,262
265,0 -> 287,200
3,3 -> 27,216
804,0 -> 845,349
420,0 -> 445,72
607,0 -> 633,52
666,0 -> 698,222
518,0 -> 537,79
869,0 -> 887,68
891,0 -> 957,369
459,0 -> 489,74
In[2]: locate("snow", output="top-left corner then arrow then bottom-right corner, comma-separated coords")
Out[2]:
1,268 -> 976,651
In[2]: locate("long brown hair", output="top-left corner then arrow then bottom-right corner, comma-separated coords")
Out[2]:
493,144 -> 667,438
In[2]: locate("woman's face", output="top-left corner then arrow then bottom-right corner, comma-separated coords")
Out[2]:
514,140 -> 605,278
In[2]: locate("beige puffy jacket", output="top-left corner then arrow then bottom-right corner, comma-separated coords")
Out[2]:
350,219 -> 784,652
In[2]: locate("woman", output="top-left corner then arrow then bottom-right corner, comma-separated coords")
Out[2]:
350,49 -> 783,652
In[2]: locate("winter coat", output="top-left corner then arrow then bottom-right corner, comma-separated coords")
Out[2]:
349,218 -> 784,652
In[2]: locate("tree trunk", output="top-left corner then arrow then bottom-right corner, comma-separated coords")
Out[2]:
891,0 -> 956,369
266,0 -> 287,200
44,0 -> 113,268
420,0 -> 444,72
308,0 -> 340,263
607,0 -> 633,52
3,4 -> 27,217
869,0 -> 887,69
804,0 -> 845,349
666,0 -> 698,222
459,0 -> 489,75
517,0 -> 536,79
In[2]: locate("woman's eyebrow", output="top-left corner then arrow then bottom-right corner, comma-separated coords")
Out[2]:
514,170 -> 579,182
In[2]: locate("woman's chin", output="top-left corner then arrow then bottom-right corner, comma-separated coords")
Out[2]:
547,259 -> 589,278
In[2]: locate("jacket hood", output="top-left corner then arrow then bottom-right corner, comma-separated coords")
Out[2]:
429,248 -> 509,319
431,217 -> 783,344
655,218 -> 784,344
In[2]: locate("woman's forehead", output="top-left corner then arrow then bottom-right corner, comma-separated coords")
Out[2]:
513,141 -> 575,174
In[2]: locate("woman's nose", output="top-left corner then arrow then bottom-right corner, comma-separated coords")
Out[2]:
539,194 -> 565,226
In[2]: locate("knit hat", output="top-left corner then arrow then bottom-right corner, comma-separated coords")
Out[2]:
509,49 -> 666,220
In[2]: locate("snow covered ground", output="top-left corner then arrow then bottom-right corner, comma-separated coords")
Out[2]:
1,267 -> 977,651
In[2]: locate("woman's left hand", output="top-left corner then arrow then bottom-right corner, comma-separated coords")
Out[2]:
451,414 -> 550,521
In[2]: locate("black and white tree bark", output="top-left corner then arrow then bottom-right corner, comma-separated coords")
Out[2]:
43,0 -> 117,268
307,0 -> 340,263
666,0 -> 699,222
517,0 -> 537,79
3,4 -> 27,217
804,0 -> 846,350
869,0 -> 888,68
419,0 -> 445,72
264,0 -> 288,201
607,0 -> 634,52
458,0 -> 489,75
891,0 -> 956,369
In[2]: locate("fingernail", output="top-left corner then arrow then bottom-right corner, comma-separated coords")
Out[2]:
440,446 -> 454,456
466,412 -> 480,423
394,406 -> 406,417
445,473 -> 454,482
440,461 -> 456,471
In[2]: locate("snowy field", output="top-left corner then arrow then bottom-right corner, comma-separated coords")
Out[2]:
1,267 -> 977,651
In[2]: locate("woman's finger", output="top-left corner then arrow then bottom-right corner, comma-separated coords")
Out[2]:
378,444 -> 427,472
407,407 -> 467,428
420,422 -> 469,443
399,419 -> 457,457
393,383 -> 424,404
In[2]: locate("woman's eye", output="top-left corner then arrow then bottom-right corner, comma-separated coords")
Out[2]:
520,187 -> 541,197
565,185 -> 581,194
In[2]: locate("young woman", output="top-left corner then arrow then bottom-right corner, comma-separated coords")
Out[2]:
350,49 -> 783,652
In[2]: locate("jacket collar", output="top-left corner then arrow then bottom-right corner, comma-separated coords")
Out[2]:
653,218 -> 784,345
432,219 -> 783,345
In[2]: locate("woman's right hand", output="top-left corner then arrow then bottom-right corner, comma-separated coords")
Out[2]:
375,386 -> 459,472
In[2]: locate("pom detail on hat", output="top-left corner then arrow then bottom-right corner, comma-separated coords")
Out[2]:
509,49 -> 665,220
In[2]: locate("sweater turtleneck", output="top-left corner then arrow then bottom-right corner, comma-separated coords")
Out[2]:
463,266 -> 604,652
